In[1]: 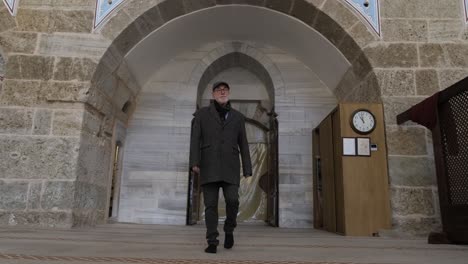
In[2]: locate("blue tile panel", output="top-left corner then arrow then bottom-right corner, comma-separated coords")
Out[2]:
464,0 -> 468,23
94,0 -> 125,29
3,0 -> 18,15
345,0 -> 381,36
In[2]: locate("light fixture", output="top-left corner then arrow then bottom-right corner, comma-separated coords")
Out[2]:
363,0 -> 370,7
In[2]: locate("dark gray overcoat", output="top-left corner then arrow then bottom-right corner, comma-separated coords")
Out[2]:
189,102 -> 252,185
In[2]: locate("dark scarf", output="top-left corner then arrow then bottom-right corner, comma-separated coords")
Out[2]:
214,100 -> 231,121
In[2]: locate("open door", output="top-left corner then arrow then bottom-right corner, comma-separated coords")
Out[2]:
266,113 -> 279,227
317,115 -> 337,232
186,118 -> 201,225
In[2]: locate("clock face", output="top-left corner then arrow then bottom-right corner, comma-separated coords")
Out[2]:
351,110 -> 376,134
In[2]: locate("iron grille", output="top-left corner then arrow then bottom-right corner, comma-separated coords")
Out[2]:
440,90 -> 468,206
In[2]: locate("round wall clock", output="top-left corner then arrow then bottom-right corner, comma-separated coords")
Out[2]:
350,109 -> 376,134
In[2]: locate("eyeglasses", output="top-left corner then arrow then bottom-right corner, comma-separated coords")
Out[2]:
213,87 -> 229,93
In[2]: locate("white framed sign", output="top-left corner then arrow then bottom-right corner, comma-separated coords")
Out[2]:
357,137 -> 371,156
343,137 -> 356,156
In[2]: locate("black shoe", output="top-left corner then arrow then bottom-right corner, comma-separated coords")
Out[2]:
205,244 -> 217,253
224,234 -> 234,249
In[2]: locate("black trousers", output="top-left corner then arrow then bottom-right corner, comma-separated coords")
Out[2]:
202,181 -> 239,245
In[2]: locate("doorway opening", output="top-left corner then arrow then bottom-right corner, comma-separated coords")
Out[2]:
87,1 -> 381,228
187,99 -> 279,227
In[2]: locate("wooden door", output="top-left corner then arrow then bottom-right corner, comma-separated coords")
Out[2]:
332,110 -> 345,234
312,129 -> 322,229
319,115 -> 337,232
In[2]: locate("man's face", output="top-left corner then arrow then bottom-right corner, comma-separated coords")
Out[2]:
212,85 -> 230,105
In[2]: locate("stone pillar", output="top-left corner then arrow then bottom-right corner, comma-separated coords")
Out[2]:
0,1 -> 112,227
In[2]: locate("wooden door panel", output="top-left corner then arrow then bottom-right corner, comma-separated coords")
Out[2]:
319,116 -> 336,232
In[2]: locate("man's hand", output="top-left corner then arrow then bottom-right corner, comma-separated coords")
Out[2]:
192,166 -> 200,174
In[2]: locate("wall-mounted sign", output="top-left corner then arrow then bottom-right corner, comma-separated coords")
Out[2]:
357,137 -> 371,156
343,137 -> 357,156
343,137 -> 372,157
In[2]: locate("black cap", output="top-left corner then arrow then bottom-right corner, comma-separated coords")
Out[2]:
212,81 -> 230,91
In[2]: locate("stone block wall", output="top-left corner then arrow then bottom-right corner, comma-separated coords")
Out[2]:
269,49 -> 337,228
0,1 -> 111,227
0,0 -> 467,235
376,0 -> 468,236
118,55 -> 198,224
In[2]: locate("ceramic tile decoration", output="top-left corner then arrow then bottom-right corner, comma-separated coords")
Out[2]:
94,0 -> 125,29
464,0 -> 468,23
345,0 -> 381,36
3,0 -> 19,16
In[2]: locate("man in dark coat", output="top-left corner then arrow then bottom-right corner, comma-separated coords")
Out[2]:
190,81 -> 252,254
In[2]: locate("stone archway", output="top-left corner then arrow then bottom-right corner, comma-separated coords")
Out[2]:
92,0 -> 379,105
188,42 -> 284,109
85,1 -> 383,140
115,41 -> 285,225
80,0 -> 382,227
